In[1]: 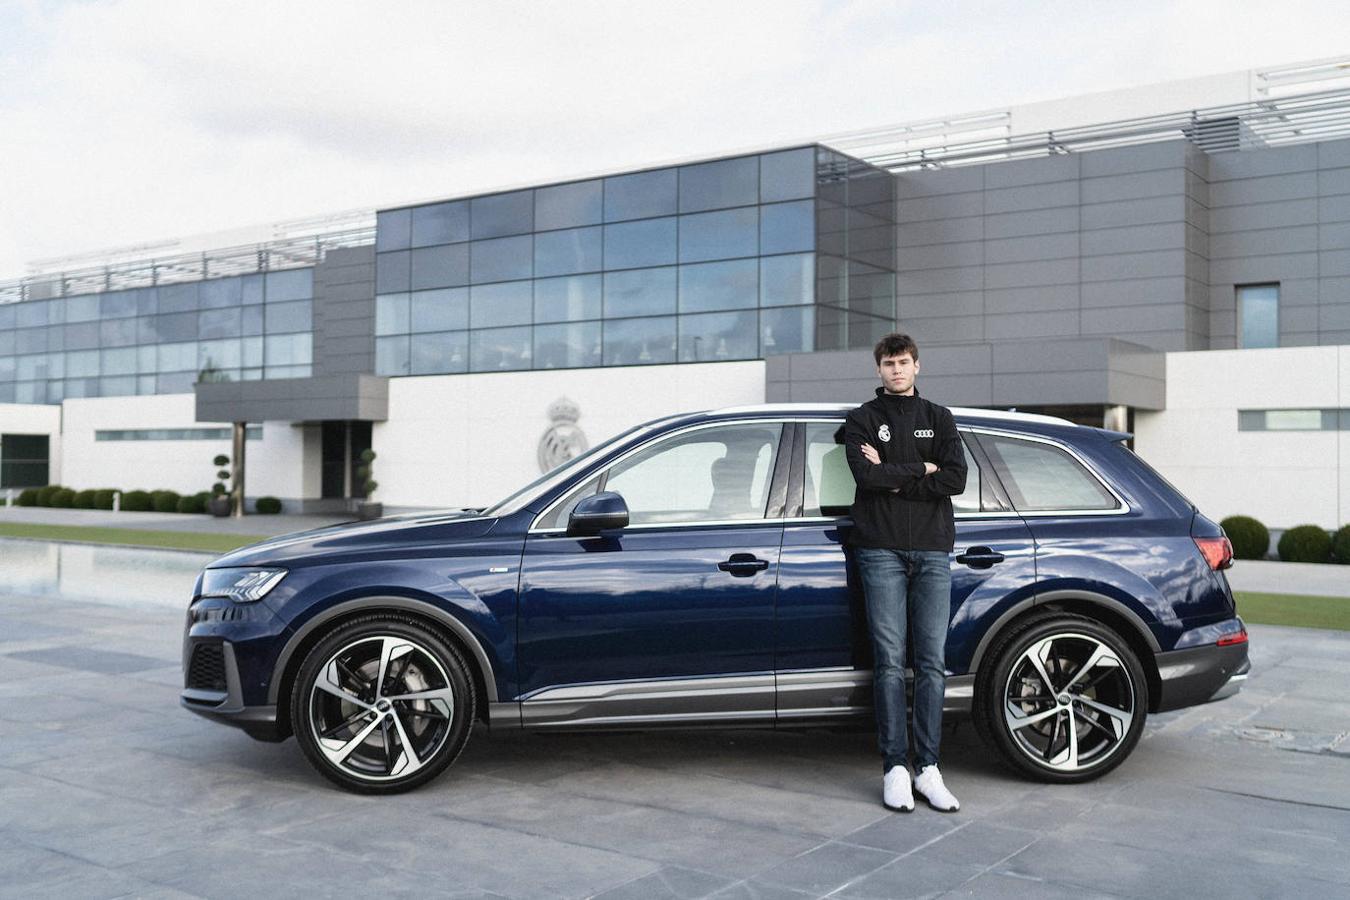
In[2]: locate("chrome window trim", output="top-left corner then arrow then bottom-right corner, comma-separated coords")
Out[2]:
528,416 -> 795,534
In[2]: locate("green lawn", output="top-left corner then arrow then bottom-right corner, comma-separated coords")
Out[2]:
1234,591 -> 1350,632
0,523 -> 268,553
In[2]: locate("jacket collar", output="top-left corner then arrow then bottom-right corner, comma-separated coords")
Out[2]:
875,385 -> 921,406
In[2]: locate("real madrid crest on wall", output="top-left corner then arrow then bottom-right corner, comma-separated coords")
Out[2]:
537,397 -> 589,473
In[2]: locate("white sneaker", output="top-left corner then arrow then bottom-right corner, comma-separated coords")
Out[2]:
882,766 -> 914,813
914,765 -> 959,812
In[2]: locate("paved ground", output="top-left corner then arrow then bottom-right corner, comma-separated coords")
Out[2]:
2,543 -> 1349,898
1224,558 -> 1350,597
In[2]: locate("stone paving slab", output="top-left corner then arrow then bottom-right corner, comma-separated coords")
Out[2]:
2,565 -> 1350,898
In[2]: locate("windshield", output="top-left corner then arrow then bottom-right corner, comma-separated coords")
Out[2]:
480,419 -> 669,517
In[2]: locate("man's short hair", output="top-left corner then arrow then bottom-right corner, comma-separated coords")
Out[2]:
873,333 -> 919,365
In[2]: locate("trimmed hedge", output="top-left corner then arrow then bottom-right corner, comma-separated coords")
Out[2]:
121,490 -> 152,512
175,493 -> 205,514
36,485 -> 65,506
255,496 -> 283,514
16,489 -> 39,506
151,490 -> 181,513
94,489 -> 117,510
50,488 -> 76,508
1221,515 -> 1270,560
1278,524 -> 1332,564
1333,524 -> 1350,565
73,489 -> 98,509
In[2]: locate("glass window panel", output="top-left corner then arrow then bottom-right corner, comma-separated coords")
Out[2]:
45,324 -> 64,352
376,250 -> 411,293
679,156 -> 758,213
678,207 -> 758,263
470,326 -> 532,371
535,180 -> 603,230
264,334 -> 312,367
470,281 -> 533,328
603,267 -> 677,318
759,199 -> 814,255
0,356 -> 16,380
137,345 -> 157,372
534,226 -> 602,277
158,282 -> 199,313
760,147 -> 816,202
1263,409 -> 1324,430
63,378 -> 93,399
241,304 -> 264,336
606,422 -> 781,524
411,201 -> 469,247
0,304 -> 13,329
603,168 -> 677,222
242,337 -> 263,368
375,293 -> 411,335
410,331 -> 469,375
64,322 -> 101,350
678,310 -> 758,361
410,288 -> 469,333
136,375 -> 156,395
376,208 -> 412,252
602,316 -> 676,366
0,329 -> 13,356
264,299 -> 312,334
266,269 -> 313,301
603,217 -> 677,270
802,421 -> 854,517
198,338 -> 242,371
534,321 -> 602,369
157,372 -> 196,393
240,367 -> 263,381
470,236 -> 532,284
983,434 -> 1119,512
133,287 -> 157,316
266,364 -> 310,380
240,274 -> 264,305
679,258 -> 758,313
157,342 -> 198,373
100,376 -> 137,396
16,301 -> 47,328
760,305 -> 814,355
199,277 -> 243,308
154,312 -> 199,342
534,274 -> 601,323
99,318 -> 139,347
199,307 -> 242,340
471,190 -> 533,239
760,253 -> 814,306
410,242 -> 470,290
99,291 -> 137,319
375,335 -> 410,376
1238,284 -> 1279,349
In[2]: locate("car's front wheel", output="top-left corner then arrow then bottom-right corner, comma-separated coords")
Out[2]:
974,612 -> 1147,783
291,614 -> 475,793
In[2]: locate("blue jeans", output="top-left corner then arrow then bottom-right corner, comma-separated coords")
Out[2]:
855,547 -> 951,772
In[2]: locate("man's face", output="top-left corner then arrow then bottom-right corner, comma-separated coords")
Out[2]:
877,352 -> 918,394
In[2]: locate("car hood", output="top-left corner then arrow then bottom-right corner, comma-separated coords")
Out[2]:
209,508 -> 499,568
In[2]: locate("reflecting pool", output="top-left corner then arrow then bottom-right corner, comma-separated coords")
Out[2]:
0,539 -> 211,609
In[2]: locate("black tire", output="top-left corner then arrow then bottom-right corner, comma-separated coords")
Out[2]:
290,614 -> 476,794
973,612 -> 1147,783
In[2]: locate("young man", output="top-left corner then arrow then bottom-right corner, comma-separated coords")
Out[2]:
844,333 -> 967,813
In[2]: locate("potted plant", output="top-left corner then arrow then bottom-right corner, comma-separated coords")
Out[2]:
356,448 -> 382,520
209,454 -> 233,517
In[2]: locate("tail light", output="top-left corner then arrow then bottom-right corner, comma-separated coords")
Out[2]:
1217,626 -> 1248,647
1194,536 -> 1233,571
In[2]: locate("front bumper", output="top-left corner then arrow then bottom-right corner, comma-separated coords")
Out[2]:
181,595 -> 290,741
1154,641 -> 1251,712
181,639 -> 285,740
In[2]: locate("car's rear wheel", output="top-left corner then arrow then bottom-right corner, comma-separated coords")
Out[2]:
974,612 -> 1147,783
291,614 -> 475,793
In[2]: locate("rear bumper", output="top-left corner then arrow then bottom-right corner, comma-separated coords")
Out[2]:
1154,641 -> 1251,712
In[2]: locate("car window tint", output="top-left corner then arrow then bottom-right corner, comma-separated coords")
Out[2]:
981,434 -> 1118,512
604,423 -> 782,525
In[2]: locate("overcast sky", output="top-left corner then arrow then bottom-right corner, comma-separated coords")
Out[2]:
1,0 -> 1346,278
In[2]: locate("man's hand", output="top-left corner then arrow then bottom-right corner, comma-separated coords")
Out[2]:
923,462 -> 939,475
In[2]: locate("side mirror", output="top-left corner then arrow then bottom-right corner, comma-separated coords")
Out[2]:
567,491 -> 629,536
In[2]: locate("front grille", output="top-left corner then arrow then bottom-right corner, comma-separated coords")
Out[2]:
186,643 -> 227,692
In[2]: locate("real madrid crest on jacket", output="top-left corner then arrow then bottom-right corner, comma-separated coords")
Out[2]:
842,386 -> 968,552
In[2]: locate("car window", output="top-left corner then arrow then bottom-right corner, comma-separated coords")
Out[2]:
803,421 -> 984,516
980,433 -> 1119,512
602,423 -> 782,525
533,474 -> 602,530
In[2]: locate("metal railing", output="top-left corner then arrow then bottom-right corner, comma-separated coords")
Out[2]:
852,87 -> 1350,171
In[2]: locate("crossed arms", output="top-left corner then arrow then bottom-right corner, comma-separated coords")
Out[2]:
842,410 -> 968,499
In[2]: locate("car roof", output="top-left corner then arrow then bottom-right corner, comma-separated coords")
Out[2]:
709,402 -> 1079,428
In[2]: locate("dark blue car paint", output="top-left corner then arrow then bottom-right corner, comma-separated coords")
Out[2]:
186,406 -> 1245,736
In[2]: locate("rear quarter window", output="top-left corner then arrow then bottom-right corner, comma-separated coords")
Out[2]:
980,433 -> 1119,512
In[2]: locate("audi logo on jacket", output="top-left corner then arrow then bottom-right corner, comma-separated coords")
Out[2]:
842,386 -> 968,552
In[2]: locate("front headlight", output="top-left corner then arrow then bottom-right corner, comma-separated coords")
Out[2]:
200,567 -> 288,603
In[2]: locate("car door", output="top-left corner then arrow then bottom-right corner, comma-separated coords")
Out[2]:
516,419 -> 790,728
774,419 -> 1037,720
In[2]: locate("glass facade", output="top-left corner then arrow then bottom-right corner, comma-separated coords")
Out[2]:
374,144 -> 897,376
0,268 -> 314,403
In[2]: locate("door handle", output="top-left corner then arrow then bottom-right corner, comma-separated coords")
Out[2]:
718,553 -> 769,576
955,546 -> 1005,569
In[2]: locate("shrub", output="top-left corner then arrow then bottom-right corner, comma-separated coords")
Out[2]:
16,489 -> 38,506
1333,524 -> 1350,565
1221,515 -> 1270,560
94,489 -> 117,510
36,485 -> 64,506
50,488 -> 76,508
121,490 -> 152,512
151,490 -> 182,513
1278,524 -> 1332,564
73,489 -> 98,509
255,496 -> 283,514
175,494 -> 206,514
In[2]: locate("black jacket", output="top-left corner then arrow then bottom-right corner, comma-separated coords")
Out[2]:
843,386 -> 968,552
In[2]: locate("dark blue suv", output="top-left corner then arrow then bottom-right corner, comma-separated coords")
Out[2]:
181,404 -> 1249,793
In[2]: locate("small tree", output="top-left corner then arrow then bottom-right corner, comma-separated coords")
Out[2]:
213,454 -> 230,497
356,449 -> 378,500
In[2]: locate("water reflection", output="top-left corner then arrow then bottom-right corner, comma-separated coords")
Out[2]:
0,539 -> 209,609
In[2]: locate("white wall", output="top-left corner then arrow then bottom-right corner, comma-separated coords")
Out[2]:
375,360 -> 766,509
1133,345 -> 1349,530
59,393 -> 309,499
0,402 -> 63,485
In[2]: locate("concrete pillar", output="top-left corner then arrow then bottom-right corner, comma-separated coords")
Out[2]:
232,422 -> 246,517
1104,405 -> 1129,433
